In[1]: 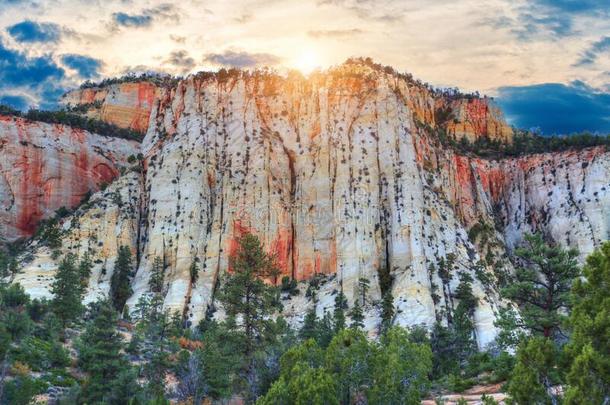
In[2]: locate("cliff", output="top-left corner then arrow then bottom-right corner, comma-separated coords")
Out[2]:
8,62 -> 610,349
0,115 -> 138,241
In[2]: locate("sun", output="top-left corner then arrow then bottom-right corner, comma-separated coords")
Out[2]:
293,50 -> 320,75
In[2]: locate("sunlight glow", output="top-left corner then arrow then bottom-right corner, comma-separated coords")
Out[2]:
292,50 -> 320,75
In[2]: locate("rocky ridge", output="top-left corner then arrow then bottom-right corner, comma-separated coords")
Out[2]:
5,62 -> 610,349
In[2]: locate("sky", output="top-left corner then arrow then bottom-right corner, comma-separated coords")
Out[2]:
0,0 -> 608,134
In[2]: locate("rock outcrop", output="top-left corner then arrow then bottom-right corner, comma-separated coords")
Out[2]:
0,115 -> 138,241
61,81 -> 159,133
9,62 -> 610,349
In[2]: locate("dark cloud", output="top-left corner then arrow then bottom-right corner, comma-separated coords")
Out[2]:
164,50 -> 195,73
308,28 -> 364,38
7,20 -> 61,43
203,50 -> 281,68
61,54 -> 102,78
574,36 -> 610,66
496,82 -> 610,134
112,12 -> 153,27
0,40 -> 66,109
0,94 -> 29,111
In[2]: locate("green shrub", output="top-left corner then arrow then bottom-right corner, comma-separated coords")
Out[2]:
12,336 -> 70,371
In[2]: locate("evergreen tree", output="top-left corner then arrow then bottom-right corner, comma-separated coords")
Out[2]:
110,246 -> 134,311
563,242 -> 609,404
78,252 -> 93,293
452,273 -> 478,362
189,260 -> 199,284
300,306 -> 319,341
333,291 -> 347,333
217,233 -> 281,398
506,337 -> 560,404
357,277 -> 370,306
380,291 -> 395,334
324,328 -> 372,404
501,234 -> 579,339
50,254 -> 83,327
368,327 -> 433,404
78,300 -> 140,403
349,300 -> 365,330
149,256 -> 164,293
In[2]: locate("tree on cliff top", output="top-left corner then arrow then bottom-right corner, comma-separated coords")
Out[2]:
217,233 -> 281,398
501,233 -> 579,340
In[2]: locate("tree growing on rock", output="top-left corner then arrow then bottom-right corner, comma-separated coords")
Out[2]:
110,246 -> 134,312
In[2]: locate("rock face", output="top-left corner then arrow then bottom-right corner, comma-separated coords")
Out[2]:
0,115 -> 138,241
10,62 -> 610,349
61,82 -> 158,133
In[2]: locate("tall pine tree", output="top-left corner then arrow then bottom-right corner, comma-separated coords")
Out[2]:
501,233 -> 579,339
217,233 -> 282,398
78,300 -> 140,403
110,245 -> 134,311
50,254 -> 83,327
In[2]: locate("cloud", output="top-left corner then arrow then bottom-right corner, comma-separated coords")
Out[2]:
163,50 -> 195,73
204,50 -> 281,68
61,54 -> 103,78
0,40 -> 66,109
575,36 -> 610,66
496,82 -> 610,134
111,3 -> 180,28
170,34 -> 186,44
7,20 -> 61,43
508,0 -> 609,40
112,12 -> 153,27
0,94 -> 29,110
307,28 -> 364,39
316,0 -> 403,23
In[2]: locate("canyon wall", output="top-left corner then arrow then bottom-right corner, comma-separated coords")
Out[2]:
9,63 -> 610,348
0,115 -> 138,241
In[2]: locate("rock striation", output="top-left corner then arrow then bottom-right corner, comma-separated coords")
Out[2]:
0,115 -> 138,241
8,62 -> 610,349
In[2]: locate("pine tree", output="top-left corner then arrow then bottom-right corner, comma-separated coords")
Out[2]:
452,273 -> 478,362
149,256 -> 164,293
501,233 -> 579,339
50,254 -> 83,327
563,242 -> 609,404
349,301 -> 365,330
217,233 -> 282,398
300,306 -> 319,341
78,300 -> 139,403
380,291 -> 395,334
110,245 -> 134,311
357,277 -> 370,306
333,291 -> 347,333
506,337 -> 560,404
189,260 -> 199,284
78,252 -> 93,293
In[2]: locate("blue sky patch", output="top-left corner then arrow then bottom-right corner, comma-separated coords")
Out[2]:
496,82 -> 610,135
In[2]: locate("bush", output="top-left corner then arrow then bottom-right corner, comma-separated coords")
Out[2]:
11,336 -> 70,371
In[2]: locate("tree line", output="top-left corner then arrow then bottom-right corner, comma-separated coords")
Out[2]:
0,233 -> 608,404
